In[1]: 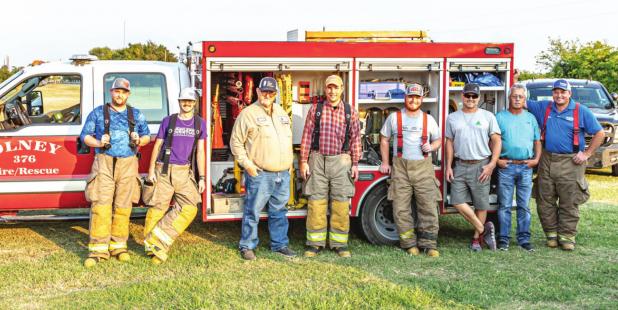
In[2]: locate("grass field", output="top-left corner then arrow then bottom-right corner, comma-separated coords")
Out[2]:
0,170 -> 616,309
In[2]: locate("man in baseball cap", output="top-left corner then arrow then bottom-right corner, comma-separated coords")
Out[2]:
378,82 -> 442,257
231,76 -> 296,260
300,74 -> 361,258
80,76 -> 150,267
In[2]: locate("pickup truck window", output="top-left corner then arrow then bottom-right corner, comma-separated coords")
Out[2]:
0,74 -> 81,131
103,73 -> 169,124
528,85 -> 612,109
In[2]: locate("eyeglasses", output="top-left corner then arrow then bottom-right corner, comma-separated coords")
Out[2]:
510,95 -> 525,99
260,91 -> 276,97
463,94 -> 479,99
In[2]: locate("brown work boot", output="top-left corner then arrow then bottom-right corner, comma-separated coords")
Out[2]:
561,243 -> 575,251
425,249 -> 440,257
333,247 -> 352,258
304,246 -> 321,258
546,238 -> 559,248
240,248 -> 257,260
405,247 -> 420,256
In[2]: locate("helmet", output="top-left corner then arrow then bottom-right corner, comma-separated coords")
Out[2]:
179,88 -> 197,101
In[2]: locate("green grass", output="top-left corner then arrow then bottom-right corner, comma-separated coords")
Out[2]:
0,170 -> 616,309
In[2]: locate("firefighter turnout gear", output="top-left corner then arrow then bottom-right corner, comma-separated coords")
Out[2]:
304,153 -> 355,249
85,153 -> 141,260
144,164 -> 200,262
389,156 -> 441,250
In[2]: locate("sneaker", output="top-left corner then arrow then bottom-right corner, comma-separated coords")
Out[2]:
425,249 -> 440,257
405,247 -> 420,256
274,247 -> 297,258
304,246 -> 321,258
240,248 -> 257,260
561,243 -> 575,251
546,238 -> 559,248
470,238 -> 482,252
333,247 -> 352,258
481,222 -> 497,251
520,243 -> 535,252
498,242 -> 509,251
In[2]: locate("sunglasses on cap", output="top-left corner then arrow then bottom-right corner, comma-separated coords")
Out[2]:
464,94 -> 479,99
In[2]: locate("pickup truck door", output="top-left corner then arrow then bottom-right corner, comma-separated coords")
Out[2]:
0,66 -> 93,211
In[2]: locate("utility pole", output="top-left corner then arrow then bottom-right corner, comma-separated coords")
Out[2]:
123,20 -> 126,47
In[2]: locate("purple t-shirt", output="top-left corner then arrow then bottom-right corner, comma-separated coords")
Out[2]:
156,115 -> 207,165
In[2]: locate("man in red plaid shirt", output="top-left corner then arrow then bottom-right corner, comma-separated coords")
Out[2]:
300,75 -> 361,258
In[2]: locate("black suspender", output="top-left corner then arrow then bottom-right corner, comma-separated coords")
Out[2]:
310,102 -> 352,152
159,114 -> 202,175
102,103 -> 135,152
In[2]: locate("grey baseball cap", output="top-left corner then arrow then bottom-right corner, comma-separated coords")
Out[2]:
110,78 -> 131,91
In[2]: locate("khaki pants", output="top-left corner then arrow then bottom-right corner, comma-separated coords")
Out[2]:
143,163 -> 200,261
388,157 -> 441,249
304,152 -> 355,248
85,154 -> 141,259
533,150 -> 590,244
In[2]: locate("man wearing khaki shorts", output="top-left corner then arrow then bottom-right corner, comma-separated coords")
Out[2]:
445,83 -> 500,251
379,83 -> 442,257
143,87 -> 206,264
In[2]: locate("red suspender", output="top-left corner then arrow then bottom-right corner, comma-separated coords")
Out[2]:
421,112 -> 428,158
541,103 -> 552,143
573,102 -> 580,153
396,111 -> 403,158
396,111 -> 428,158
541,101 -> 581,152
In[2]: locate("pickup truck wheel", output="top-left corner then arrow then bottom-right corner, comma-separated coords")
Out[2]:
612,164 -> 618,176
357,182 -> 398,245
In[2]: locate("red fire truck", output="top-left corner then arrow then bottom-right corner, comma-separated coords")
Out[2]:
0,32 -> 514,245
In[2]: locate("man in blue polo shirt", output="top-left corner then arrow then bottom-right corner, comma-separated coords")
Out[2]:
525,79 -> 604,251
496,84 -> 541,252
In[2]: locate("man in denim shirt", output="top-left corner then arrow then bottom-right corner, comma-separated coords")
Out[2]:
80,78 -> 150,267
496,84 -> 541,252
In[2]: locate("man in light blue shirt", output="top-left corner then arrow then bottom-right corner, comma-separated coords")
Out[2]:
496,84 -> 541,252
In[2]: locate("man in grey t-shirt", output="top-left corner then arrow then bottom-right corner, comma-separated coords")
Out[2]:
379,83 -> 442,257
445,83 -> 501,251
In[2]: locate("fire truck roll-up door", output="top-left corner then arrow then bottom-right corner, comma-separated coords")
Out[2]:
204,57 -> 352,221
444,58 -> 511,213
0,64 -> 94,213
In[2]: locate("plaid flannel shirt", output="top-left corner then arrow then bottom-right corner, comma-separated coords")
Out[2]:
300,101 -> 361,166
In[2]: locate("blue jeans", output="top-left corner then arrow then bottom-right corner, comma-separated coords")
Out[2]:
239,170 -> 290,251
497,164 -> 533,245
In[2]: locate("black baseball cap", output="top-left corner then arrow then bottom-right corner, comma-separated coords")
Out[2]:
463,83 -> 480,96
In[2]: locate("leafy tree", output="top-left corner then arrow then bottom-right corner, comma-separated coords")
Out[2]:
536,38 -> 618,92
0,65 -> 22,84
89,41 -> 177,62
517,70 -> 548,82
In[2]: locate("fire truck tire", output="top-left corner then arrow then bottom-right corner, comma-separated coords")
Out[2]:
611,164 -> 618,176
356,182 -> 398,245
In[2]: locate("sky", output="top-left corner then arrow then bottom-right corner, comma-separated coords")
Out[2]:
1,0 -> 616,71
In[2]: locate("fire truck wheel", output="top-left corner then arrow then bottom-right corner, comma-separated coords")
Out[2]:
612,164 -> 618,176
356,182 -> 398,245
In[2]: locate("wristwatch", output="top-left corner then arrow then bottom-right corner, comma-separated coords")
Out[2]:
199,176 -> 205,181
